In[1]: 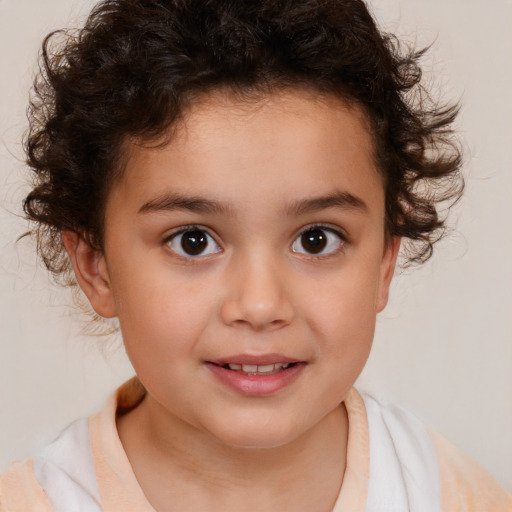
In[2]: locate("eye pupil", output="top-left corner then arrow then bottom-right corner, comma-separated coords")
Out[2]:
301,229 -> 327,253
181,230 -> 208,255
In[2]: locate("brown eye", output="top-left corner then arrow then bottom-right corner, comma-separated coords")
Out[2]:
167,229 -> 221,257
181,230 -> 207,255
291,227 -> 344,256
301,229 -> 327,253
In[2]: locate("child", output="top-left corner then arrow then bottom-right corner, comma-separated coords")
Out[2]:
1,0 -> 510,510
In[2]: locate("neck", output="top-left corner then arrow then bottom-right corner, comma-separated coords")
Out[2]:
117,396 -> 349,512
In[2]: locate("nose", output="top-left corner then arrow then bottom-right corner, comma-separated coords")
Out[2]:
220,253 -> 294,332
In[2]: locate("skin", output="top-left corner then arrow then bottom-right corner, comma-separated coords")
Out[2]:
64,89 -> 400,511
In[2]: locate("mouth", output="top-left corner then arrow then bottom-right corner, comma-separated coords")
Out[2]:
205,356 -> 305,396
213,362 -> 297,376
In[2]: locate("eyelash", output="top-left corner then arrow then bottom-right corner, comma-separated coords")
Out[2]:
291,224 -> 347,258
163,223 -> 347,259
163,225 -> 222,260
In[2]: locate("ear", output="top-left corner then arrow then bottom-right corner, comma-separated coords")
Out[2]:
376,237 -> 401,313
62,231 -> 117,318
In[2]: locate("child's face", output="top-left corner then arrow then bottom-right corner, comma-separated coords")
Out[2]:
72,90 -> 398,449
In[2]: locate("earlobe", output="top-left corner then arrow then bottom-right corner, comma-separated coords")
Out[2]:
62,231 -> 117,318
376,237 -> 401,313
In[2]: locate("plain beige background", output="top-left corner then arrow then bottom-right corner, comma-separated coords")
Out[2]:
1,0 -> 511,492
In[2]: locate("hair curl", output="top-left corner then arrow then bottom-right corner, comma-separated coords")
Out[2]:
24,0 -> 462,285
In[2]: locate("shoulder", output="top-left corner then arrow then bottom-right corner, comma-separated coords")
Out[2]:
1,418 -> 101,512
428,427 -> 512,512
357,391 -> 512,512
0,458 -> 54,512
358,391 -> 442,511
0,380 -> 143,512
33,418 -> 101,511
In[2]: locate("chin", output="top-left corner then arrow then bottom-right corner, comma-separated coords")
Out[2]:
207,418 -> 302,451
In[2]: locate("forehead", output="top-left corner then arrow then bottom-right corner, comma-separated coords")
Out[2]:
112,89 -> 384,218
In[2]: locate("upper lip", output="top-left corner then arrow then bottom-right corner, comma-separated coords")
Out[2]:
207,353 -> 302,366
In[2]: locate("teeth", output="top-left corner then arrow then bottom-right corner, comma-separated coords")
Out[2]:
225,363 -> 293,374
257,364 -> 274,373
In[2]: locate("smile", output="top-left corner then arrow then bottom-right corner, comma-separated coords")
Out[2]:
220,362 -> 294,375
205,357 -> 305,396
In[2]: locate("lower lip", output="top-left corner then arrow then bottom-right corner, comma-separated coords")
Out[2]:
205,363 -> 305,396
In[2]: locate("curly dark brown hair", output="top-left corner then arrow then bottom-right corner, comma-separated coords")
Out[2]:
24,0 -> 462,285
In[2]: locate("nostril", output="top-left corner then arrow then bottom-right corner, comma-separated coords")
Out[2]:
229,317 -> 289,332
219,270 -> 295,330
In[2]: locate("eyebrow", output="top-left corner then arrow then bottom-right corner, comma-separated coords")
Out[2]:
138,193 -> 232,215
284,191 -> 368,216
138,190 -> 368,216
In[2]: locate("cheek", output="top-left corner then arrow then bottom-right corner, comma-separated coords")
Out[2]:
111,269 -> 217,358
299,261 -> 381,354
